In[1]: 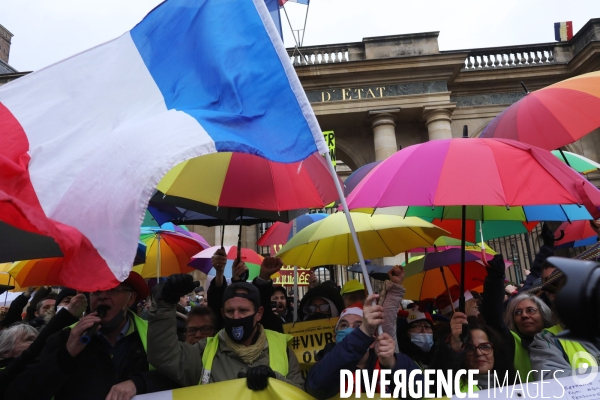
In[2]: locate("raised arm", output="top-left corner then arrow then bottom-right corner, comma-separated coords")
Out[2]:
147,275 -> 205,387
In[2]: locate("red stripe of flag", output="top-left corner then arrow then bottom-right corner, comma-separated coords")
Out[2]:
0,102 -> 117,291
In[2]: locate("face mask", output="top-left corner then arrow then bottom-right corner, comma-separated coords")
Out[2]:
56,306 -> 66,314
223,313 -> 256,343
410,333 -> 434,352
336,327 -> 354,343
99,293 -> 131,335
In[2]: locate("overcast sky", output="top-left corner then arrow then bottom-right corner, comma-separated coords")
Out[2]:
3,0 -> 600,72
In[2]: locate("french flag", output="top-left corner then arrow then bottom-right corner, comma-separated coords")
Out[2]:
554,21 -> 573,42
0,0 -> 327,291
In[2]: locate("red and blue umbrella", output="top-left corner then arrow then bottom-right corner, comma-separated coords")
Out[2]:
555,220 -> 599,249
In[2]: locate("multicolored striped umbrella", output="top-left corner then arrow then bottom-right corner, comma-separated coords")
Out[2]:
346,138 -> 600,306
189,246 -> 264,277
7,257 -> 63,287
156,152 -> 338,211
402,256 -> 490,301
479,71 -> 600,150
347,139 -> 600,220
137,229 -> 208,279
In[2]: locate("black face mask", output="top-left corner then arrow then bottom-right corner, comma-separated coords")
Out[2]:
305,312 -> 330,321
99,308 -> 126,334
223,313 -> 256,343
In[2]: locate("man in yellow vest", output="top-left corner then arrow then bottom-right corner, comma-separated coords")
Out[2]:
5,271 -> 178,400
147,274 -> 304,390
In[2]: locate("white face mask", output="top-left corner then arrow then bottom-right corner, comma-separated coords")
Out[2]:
410,333 -> 434,352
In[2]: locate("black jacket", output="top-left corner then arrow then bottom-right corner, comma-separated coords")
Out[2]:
5,315 -> 179,400
1,293 -> 29,329
0,308 -> 78,399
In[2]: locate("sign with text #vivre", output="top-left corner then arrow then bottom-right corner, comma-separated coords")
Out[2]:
283,318 -> 338,380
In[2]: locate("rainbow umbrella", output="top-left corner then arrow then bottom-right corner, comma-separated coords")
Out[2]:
190,246 -> 264,278
347,138 -> 600,308
7,258 -> 63,287
156,152 -> 338,212
479,71 -> 600,150
137,229 -> 208,279
402,256 -> 489,301
555,220 -> 599,249
552,150 -> 600,174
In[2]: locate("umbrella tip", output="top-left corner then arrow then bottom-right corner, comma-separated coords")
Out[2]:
462,125 -> 468,138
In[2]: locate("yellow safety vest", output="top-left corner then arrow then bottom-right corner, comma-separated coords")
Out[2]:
459,379 -> 480,394
510,331 -> 533,382
200,329 -> 291,385
544,325 -> 598,370
67,311 -> 153,370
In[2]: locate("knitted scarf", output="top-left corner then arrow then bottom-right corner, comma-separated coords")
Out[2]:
223,323 -> 267,365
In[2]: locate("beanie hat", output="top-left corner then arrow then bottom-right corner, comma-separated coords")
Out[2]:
55,288 -> 77,309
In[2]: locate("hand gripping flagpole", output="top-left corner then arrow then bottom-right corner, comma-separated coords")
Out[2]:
324,152 -> 383,336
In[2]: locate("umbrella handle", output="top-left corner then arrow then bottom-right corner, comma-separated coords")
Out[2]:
554,230 -> 565,241
480,248 -> 490,268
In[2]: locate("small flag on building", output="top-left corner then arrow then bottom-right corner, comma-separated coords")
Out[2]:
279,0 -> 310,6
554,21 -> 573,42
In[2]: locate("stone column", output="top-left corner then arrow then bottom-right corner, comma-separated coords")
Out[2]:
368,109 -> 400,265
423,106 -> 455,141
369,109 -> 400,161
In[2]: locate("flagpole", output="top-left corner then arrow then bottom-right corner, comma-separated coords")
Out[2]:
282,5 -> 307,63
323,152 -> 383,335
301,1 -> 310,46
293,219 -> 299,322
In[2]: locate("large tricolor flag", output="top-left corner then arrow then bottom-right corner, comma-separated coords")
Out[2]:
0,0 -> 327,291
554,21 -> 573,42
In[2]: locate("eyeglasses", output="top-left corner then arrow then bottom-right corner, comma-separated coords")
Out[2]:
407,323 -> 433,333
466,342 -> 494,355
186,326 -> 216,336
90,287 -> 133,297
514,307 -> 538,317
308,304 -> 330,313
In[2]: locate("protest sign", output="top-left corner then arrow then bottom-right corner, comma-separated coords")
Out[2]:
283,317 -> 338,379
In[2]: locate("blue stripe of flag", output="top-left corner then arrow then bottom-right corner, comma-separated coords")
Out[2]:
130,0 -> 319,162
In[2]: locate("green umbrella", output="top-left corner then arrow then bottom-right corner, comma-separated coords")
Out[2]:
552,150 -> 600,174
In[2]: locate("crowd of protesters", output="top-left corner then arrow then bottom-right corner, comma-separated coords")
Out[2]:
0,223 -> 598,399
